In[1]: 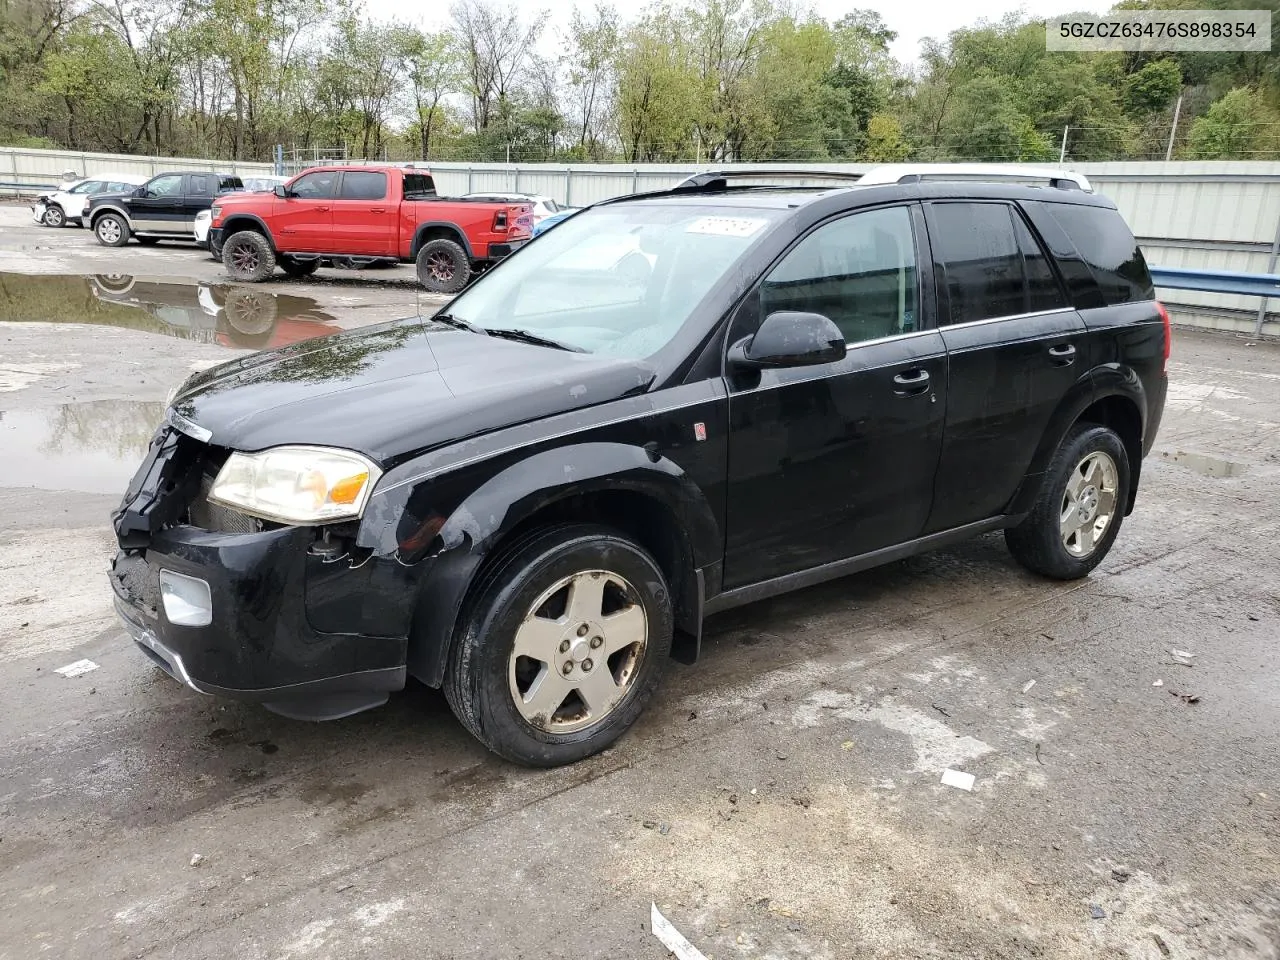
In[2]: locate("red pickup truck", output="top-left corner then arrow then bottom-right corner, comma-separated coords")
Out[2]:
209,165 -> 534,293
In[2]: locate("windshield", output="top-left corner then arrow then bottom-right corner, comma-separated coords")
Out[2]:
445,203 -> 782,359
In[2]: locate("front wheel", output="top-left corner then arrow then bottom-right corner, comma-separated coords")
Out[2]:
1005,423 -> 1131,580
94,213 -> 130,247
444,525 -> 673,767
415,238 -> 471,294
222,230 -> 276,282
43,205 -> 65,228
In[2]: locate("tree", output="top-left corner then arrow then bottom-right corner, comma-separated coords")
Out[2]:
450,0 -> 542,133
863,114 -> 910,160
1187,86 -> 1278,158
566,2 -> 619,155
1124,58 -> 1182,115
397,27 -> 461,160
615,8 -> 700,161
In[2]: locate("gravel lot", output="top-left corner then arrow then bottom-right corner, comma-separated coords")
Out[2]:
2,202 -> 1279,959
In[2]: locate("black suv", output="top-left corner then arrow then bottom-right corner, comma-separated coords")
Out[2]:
89,171 -> 243,247
110,166 -> 1169,766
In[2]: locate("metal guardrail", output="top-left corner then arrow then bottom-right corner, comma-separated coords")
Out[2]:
1150,266 -> 1279,336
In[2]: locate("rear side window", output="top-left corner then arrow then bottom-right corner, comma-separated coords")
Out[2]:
219,176 -> 242,192
403,174 -> 437,199
930,202 -> 1067,325
188,175 -> 211,196
1038,203 -> 1154,304
340,171 -> 387,200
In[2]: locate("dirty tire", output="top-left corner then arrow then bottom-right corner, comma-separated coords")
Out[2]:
94,213 -> 130,247
415,238 -> 470,294
444,524 -> 673,767
42,205 -> 65,228
222,230 -> 276,282
280,256 -> 320,279
1005,422 -> 1130,580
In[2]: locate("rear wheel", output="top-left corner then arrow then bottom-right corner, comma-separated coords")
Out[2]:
416,238 -> 470,294
42,205 -> 65,228
280,256 -> 320,279
94,213 -> 130,247
444,524 -> 673,767
1005,423 -> 1130,580
222,230 -> 276,282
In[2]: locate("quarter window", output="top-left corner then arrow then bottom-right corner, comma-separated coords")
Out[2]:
931,202 -> 1066,325
339,171 -> 387,200
759,206 -> 918,345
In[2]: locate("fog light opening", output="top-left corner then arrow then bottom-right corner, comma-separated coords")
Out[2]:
159,569 -> 213,627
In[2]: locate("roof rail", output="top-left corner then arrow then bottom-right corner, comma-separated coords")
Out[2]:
857,163 -> 1092,193
674,169 -> 864,191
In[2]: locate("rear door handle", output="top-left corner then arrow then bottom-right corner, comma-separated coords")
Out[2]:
316,205 -> 330,212
893,368 -> 931,396
370,207 -> 387,214
1048,343 -> 1076,366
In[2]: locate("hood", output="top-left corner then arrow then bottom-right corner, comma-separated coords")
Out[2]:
171,317 -> 656,466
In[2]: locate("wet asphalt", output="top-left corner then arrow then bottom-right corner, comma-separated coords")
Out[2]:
1,204 -> 1278,959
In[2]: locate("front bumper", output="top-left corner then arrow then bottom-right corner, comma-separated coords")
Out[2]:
31,201 -> 47,223
109,425 -> 409,720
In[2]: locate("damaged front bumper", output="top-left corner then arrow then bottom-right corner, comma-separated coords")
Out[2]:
109,420 -> 409,721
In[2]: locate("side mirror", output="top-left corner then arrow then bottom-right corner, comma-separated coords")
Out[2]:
729,311 -> 847,370
273,185 -> 289,198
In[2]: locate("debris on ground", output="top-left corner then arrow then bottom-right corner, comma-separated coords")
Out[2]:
1168,649 -> 1195,666
932,703 -> 951,717
1153,679 -> 1164,687
1089,904 -> 1106,919
1021,679 -> 1037,694
1035,743 -> 1044,765
1170,690 -> 1202,705
841,740 -> 855,750
643,820 -> 657,830
1152,933 -> 1173,957
650,903 -> 710,960
53,659 -> 98,678
791,795 -> 812,809
659,822 -> 670,835
1111,867 -> 1131,883
189,853 -> 205,867
941,769 -> 976,791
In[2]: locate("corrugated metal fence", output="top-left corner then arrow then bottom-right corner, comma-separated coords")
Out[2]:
2,147 -> 1277,336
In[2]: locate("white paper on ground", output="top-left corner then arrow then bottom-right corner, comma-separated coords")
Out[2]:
54,659 -> 98,678
650,903 -> 710,960
941,768 -> 976,791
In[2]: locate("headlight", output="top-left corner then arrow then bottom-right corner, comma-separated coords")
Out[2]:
209,205 -> 221,221
208,446 -> 381,525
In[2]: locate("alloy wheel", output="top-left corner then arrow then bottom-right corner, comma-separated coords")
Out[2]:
1060,450 -> 1119,558
507,570 -> 648,734
230,243 -> 261,274
428,252 -> 455,282
97,218 -> 121,243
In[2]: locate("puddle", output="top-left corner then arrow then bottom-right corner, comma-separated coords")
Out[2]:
1158,449 -> 1248,478
0,272 -> 343,350
0,401 -> 164,494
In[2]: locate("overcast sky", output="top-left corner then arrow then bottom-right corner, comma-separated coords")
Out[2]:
364,0 -> 1113,66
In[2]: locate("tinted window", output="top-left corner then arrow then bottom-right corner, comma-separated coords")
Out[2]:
403,173 -> 436,199
760,206 -> 918,345
339,171 -> 387,200
218,176 -> 242,192
1040,203 -> 1154,304
289,172 -> 337,199
144,174 -> 183,198
187,175 -> 211,196
932,202 -> 1035,325
1012,212 -> 1068,313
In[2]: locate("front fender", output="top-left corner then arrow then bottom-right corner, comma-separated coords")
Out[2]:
89,203 -> 132,226
362,441 -> 721,687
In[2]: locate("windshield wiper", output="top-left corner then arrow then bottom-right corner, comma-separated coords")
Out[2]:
483,328 -> 586,353
429,312 -> 484,335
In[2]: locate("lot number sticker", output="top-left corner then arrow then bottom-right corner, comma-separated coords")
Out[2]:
686,216 -> 768,237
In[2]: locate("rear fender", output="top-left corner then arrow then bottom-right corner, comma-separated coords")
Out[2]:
411,222 -> 473,260
360,442 -> 720,687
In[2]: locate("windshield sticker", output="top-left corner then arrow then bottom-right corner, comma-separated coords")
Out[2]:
685,216 -> 768,238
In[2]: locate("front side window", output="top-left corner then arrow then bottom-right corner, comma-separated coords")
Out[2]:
339,171 -> 387,201
145,175 -> 183,198
446,203 -> 783,359
289,172 -> 337,199
759,205 -> 918,345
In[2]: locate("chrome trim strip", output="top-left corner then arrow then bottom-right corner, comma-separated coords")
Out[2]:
166,407 -> 213,443
115,597 -> 208,695
937,307 -> 1078,331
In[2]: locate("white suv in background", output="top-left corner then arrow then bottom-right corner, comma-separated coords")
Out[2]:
32,173 -> 150,228
194,174 -> 288,254
462,191 -> 571,224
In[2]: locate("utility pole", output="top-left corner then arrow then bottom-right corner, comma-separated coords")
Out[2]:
1059,126 -> 1069,163
1166,94 -> 1183,162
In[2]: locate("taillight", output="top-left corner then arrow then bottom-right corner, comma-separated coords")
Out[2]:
1156,300 -> 1171,373
492,210 -> 508,231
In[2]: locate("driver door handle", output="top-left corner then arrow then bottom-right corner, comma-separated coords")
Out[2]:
1048,343 -> 1076,366
893,368 -> 931,396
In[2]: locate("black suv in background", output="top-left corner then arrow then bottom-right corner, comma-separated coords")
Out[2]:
110,166 -> 1169,766
89,171 -> 243,247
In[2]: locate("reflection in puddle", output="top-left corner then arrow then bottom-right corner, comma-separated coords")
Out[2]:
1158,449 -> 1248,478
0,401 -> 164,494
0,272 -> 343,350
